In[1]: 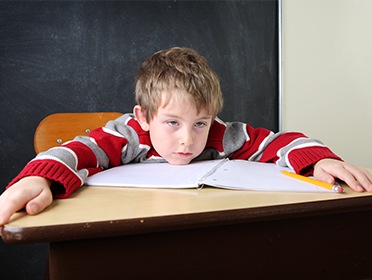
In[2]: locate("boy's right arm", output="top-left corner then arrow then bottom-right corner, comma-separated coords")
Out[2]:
0,115 -> 141,226
0,176 -> 53,226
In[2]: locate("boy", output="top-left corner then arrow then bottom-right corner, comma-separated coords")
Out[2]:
0,47 -> 371,226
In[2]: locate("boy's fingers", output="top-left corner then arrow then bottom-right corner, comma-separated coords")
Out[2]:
0,180 -> 52,225
25,188 -> 53,215
324,164 -> 372,192
344,166 -> 372,192
0,206 -> 12,226
0,191 -> 29,225
313,168 -> 335,185
314,161 -> 371,192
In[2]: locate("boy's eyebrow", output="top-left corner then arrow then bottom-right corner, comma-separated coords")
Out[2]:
163,114 -> 212,121
197,117 -> 213,121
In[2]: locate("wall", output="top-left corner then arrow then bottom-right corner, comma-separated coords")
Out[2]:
282,0 -> 372,167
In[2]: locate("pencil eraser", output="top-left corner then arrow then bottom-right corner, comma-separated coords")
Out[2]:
336,186 -> 344,193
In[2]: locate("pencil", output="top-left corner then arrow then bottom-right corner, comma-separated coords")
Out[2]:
281,170 -> 344,193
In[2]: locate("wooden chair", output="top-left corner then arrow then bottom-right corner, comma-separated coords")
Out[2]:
34,112 -> 123,154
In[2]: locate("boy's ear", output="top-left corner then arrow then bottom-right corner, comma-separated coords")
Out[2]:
133,105 -> 150,131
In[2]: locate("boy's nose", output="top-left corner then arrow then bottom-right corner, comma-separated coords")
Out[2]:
179,129 -> 193,146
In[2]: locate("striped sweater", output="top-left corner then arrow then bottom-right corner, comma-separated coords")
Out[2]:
8,114 -> 341,198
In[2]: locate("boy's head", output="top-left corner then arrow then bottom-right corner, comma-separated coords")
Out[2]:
133,47 -> 224,165
135,47 -> 223,121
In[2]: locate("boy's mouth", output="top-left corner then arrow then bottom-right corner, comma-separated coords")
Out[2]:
175,152 -> 193,157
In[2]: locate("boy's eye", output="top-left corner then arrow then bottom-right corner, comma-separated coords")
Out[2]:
195,122 -> 207,128
167,121 -> 178,127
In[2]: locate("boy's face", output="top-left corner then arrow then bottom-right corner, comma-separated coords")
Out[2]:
135,90 -> 213,165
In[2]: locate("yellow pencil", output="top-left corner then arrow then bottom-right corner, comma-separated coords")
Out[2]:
281,170 -> 344,193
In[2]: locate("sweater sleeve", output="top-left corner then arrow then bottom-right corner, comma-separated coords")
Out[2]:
6,159 -> 86,198
257,131 -> 342,175
6,114 -> 145,198
220,121 -> 342,175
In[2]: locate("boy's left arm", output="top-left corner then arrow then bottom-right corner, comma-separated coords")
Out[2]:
219,121 -> 372,192
314,158 -> 372,192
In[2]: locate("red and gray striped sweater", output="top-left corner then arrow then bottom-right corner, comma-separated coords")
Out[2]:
8,114 -> 341,198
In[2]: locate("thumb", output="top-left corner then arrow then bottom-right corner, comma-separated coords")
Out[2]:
25,188 -> 53,215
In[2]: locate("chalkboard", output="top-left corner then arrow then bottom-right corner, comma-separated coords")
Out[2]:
0,1 -> 278,278
0,1 -> 278,193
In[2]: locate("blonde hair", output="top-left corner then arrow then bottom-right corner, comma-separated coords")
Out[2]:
135,47 -> 223,121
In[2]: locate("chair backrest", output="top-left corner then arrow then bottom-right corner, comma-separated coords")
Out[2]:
34,112 -> 123,154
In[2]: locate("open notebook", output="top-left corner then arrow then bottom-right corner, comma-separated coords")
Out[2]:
85,159 -> 340,193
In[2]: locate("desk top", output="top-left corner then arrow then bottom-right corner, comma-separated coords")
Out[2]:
2,183 -> 372,243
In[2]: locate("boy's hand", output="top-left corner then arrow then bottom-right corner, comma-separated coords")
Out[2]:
0,176 -> 53,226
314,159 -> 372,192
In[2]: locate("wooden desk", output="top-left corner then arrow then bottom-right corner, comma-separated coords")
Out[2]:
2,184 -> 372,279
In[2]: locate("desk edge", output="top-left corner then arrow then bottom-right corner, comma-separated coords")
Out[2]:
3,195 -> 372,244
